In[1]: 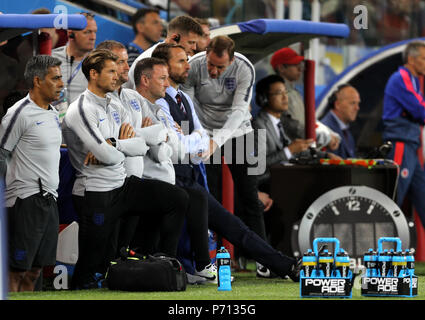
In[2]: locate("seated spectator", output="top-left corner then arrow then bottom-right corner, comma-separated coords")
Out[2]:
253,75 -> 342,185
252,75 -> 314,189
270,47 -> 341,150
126,8 -> 164,67
320,84 -> 360,158
252,75 -> 341,257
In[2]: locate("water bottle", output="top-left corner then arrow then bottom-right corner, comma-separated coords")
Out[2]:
302,249 -> 316,278
364,249 -> 378,277
378,250 -> 391,277
318,249 -> 333,278
216,246 -> 232,291
335,249 -> 350,278
405,249 -> 415,276
391,250 -> 405,278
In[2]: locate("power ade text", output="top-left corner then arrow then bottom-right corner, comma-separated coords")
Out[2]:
305,279 -> 346,294
363,277 -> 398,292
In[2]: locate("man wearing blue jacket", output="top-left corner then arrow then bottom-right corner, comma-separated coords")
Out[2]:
382,40 -> 425,229
321,84 -> 360,159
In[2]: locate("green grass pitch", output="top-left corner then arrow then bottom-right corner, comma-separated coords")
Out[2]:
7,262 -> 425,301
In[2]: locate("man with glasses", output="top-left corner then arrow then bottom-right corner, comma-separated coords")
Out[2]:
252,75 -> 338,258
270,47 -> 340,151
252,75 -> 313,169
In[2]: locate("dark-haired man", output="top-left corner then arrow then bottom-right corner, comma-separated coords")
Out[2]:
270,47 -> 340,150
62,49 -> 187,289
0,55 -> 63,292
252,74 -> 340,257
252,75 -> 314,170
125,15 -> 203,90
126,8 -> 163,67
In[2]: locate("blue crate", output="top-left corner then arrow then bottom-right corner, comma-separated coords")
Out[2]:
361,237 -> 418,298
300,238 -> 354,298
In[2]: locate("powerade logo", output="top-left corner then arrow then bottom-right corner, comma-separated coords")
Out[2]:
403,277 -> 418,288
305,279 -> 346,294
363,277 -> 398,292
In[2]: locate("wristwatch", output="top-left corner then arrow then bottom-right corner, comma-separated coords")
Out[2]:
108,137 -> 117,148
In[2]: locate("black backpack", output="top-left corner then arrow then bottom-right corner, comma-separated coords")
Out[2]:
106,249 -> 187,292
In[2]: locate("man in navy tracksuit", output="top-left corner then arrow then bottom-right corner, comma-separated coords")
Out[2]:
382,41 -> 425,229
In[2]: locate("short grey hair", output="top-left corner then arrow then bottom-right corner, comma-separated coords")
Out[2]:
403,41 -> 425,64
24,55 -> 62,89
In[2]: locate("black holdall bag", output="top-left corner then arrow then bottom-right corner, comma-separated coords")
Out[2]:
106,248 -> 187,292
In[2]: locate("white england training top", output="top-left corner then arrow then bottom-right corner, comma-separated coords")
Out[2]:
181,51 -> 255,148
0,95 -> 62,207
143,98 -> 187,185
124,42 -> 161,90
62,89 -> 149,196
110,87 -> 171,179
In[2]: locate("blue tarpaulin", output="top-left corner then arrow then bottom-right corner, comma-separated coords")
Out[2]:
211,18 -> 350,64
0,13 -> 87,29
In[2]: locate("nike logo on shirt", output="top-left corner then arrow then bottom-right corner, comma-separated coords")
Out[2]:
36,121 -> 44,125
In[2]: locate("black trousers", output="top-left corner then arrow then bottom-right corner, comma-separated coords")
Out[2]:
206,133 -> 267,241
177,174 -> 295,278
131,181 -> 211,271
71,176 -> 188,288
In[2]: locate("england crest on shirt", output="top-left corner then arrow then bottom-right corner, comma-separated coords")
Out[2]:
111,111 -> 120,124
224,77 -> 236,91
130,99 -> 141,112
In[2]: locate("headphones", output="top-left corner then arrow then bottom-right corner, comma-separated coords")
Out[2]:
69,32 -> 76,39
172,34 -> 181,43
255,75 -> 286,108
256,90 -> 268,108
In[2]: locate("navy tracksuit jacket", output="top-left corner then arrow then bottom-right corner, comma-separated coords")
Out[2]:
382,66 -> 425,227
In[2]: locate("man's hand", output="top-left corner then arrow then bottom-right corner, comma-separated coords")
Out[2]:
258,191 -> 273,212
174,121 -> 183,134
202,139 -> 218,161
142,117 -> 153,128
84,151 -> 101,165
327,133 -> 341,151
327,152 -> 343,161
288,138 -> 314,154
119,122 -> 135,140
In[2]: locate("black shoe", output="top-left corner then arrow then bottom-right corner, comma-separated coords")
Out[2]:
256,263 -> 278,278
288,245 -> 328,282
288,257 -> 302,282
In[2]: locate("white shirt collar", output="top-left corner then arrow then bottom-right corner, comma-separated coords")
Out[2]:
330,110 -> 349,131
